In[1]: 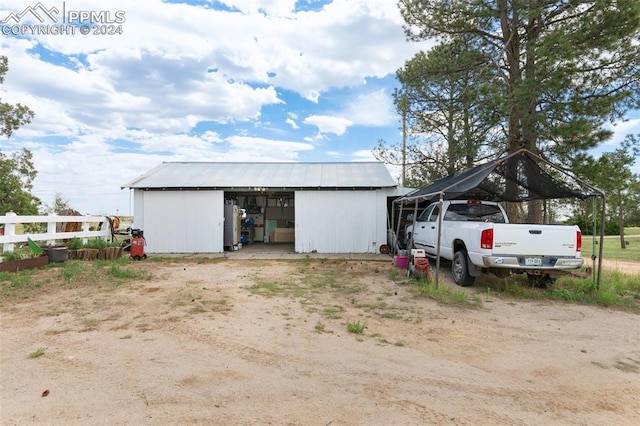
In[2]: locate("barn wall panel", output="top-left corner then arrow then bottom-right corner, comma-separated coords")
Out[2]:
132,189 -> 145,230
142,191 -> 224,253
295,191 -> 386,253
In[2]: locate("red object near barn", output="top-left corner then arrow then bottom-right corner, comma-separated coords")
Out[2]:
129,229 -> 147,260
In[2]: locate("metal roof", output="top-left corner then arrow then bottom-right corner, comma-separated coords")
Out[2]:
122,162 -> 397,190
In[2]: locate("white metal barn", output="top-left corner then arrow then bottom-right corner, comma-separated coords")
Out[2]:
122,162 -> 402,254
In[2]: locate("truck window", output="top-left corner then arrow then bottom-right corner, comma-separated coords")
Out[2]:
417,205 -> 435,221
444,210 -> 463,221
478,205 -> 505,222
429,206 -> 440,222
445,204 -> 505,222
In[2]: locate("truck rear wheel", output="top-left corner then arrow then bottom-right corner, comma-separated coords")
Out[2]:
452,250 -> 475,287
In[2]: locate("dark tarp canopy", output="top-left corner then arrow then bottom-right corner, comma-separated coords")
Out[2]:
397,149 -> 600,205
392,149 -> 606,289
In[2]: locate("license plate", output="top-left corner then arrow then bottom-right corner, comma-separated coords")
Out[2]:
525,257 -> 542,266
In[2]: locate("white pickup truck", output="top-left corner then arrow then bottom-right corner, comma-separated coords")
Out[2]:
405,200 -> 583,286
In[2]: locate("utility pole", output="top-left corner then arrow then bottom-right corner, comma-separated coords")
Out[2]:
400,95 -> 407,186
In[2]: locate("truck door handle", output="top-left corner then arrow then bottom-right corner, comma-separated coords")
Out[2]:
529,230 -> 542,234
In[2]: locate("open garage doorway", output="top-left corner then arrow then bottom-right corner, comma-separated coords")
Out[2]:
224,191 -> 295,253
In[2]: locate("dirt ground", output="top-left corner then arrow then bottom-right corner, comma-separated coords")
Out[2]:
1,257 -> 639,425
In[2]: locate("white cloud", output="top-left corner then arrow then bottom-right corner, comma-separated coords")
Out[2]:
350,149 -> 378,161
227,135 -> 313,160
286,118 -> 299,129
341,89 -> 397,126
606,117 -> 640,146
303,115 -> 353,135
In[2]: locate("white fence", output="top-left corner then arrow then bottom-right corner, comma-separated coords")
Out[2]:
0,212 -> 112,252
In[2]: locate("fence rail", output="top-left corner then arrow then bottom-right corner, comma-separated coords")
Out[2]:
0,212 -> 112,252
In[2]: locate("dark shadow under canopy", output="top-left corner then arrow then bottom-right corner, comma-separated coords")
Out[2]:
397,149 -> 601,205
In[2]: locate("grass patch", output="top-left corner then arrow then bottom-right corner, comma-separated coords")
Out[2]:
0,258 -> 155,304
546,272 -> 640,310
2,251 -> 25,261
346,320 -> 366,334
295,260 -> 366,295
308,270 -> 337,290
28,347 -> 46,358
248,259 -> 369,300
410,277 -> 481,307
59,261 -> 96,282
0,269 -> 48,298
107,264 -> 153,281
479,270 -> 640,312
323,305 -> 344,319
249,281 -> 285,296
387,268 -> 398,279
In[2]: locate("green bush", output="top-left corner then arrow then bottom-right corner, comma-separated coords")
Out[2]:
1,251 -> 24,261
66,238 -> 83,250
84,239 -> 108,249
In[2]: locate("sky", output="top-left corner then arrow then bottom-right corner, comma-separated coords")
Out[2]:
0,0 -> 638,217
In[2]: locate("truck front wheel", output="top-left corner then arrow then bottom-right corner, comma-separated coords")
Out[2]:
452,250 -> 475,287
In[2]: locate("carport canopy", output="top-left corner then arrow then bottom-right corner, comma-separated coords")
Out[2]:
396,149 -> 601,205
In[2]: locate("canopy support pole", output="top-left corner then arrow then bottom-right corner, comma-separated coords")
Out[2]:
393,200 -> 404,255
435,193 -> 444,288
592,199 -> 597,288
597,194 -> 606,291
405,201 -> 420,276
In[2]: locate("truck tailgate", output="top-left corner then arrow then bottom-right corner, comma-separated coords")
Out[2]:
492,224 -> 579,256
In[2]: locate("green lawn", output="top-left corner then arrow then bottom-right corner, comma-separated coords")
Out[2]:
583,227 -> 640,262
626,227 -> 640,236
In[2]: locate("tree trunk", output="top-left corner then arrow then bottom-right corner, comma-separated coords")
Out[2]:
618,206 -> 626,249
522,11 -> 542,224
500,1 -> 522,224
527,200 -> 543,224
